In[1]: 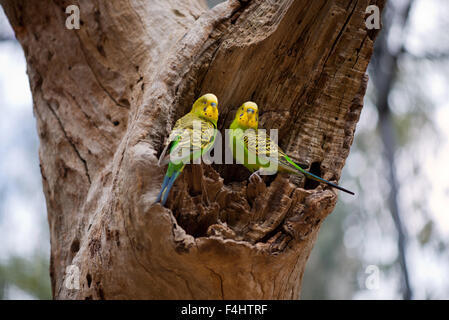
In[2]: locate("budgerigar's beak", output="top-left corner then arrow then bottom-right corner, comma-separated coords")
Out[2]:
246,109 -> 257,127
211,107 -> 218,121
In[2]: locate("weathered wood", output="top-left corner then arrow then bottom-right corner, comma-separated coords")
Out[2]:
1,0 -> 384,299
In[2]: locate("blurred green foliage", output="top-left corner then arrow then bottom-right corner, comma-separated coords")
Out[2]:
0,255 -> 52,299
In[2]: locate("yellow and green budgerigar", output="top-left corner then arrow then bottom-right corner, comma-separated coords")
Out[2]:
228,101 -> 354,195
156,93 -> 219,205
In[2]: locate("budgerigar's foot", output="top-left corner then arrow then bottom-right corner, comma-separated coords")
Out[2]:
249,171 -> 263,184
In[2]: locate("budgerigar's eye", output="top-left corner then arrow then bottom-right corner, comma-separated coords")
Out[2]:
203,100 -> 207,104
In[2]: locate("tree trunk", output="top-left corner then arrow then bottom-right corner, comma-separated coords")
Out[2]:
1,0 -> 384,299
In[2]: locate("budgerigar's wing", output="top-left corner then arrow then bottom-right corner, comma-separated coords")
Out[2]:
159,113 -> 198,165
242,130 -> 354,195
242,131 -> 313,173
242,130 -> 295,170
160,114 -> 216,165
171,121 -> 216,157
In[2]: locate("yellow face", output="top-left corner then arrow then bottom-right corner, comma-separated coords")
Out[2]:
192,93 -> 219,123
235,101 -> 259,129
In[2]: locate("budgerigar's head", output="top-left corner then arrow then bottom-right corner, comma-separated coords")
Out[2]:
234,101 -> 259,129
192,93 -> 219,123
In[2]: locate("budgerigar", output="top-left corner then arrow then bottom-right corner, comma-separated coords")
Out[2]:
156,93 -> 219,205
228,101 -> 354,195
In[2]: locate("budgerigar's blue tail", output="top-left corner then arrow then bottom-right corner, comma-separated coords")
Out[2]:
161,171 -> 181,206
155,171 -> 182,206
301,169 -> 355,195
286,156 -> 354,195
155,175 -> 170,204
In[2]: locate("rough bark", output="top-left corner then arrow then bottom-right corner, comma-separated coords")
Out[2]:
1,0 -> 384,299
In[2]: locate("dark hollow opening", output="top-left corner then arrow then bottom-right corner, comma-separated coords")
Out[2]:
304,161 -> 321,190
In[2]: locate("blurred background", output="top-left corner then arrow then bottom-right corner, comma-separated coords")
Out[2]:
0,5 -> 51,299
0,0 -> 448,299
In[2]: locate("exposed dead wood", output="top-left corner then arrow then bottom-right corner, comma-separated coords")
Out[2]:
1,0 -> 384,299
